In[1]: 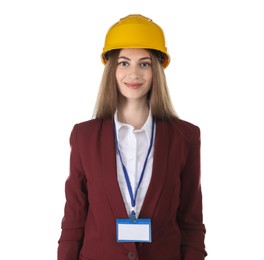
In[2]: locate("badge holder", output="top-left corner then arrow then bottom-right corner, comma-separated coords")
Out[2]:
116,218 -> 152,242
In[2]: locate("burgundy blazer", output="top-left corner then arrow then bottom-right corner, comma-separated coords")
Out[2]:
58,118 -> 207,260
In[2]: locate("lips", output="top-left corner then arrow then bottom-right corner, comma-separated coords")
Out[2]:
125,83 -> 142,89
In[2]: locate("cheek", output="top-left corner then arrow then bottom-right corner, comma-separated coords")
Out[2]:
115,72 -> 123,90
146,70 -> 153,81
115,70 -> 124,83
147,74 -> 153,87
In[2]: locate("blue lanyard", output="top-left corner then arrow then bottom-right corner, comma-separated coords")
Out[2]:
114,118 -> 155,221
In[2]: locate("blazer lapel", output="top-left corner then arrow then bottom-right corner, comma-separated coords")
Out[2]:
139,120 -> 170,219
101,119 -> 128,219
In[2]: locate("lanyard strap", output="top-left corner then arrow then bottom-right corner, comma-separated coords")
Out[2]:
114,118 -> 155,220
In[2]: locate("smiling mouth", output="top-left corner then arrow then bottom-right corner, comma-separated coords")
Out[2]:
125,83 -> 142,89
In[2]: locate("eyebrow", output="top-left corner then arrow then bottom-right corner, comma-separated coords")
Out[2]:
117,56 -> 151,61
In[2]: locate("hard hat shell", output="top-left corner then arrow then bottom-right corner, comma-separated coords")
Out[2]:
101,14 -> 170,68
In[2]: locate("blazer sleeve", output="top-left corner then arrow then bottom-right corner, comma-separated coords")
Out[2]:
177,126 -> 207,259
58,124 -> 88,260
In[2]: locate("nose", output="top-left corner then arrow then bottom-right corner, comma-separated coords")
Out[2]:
127,65 -> 140,79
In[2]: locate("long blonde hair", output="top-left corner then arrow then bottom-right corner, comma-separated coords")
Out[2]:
93,49 -> 178,120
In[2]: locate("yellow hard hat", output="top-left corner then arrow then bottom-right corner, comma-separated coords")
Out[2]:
101,14 -> 170,68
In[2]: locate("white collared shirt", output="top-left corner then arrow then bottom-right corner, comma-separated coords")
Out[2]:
114,111 -> 155,218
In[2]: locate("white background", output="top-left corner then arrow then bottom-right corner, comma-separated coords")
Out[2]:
0,0 -> 263,259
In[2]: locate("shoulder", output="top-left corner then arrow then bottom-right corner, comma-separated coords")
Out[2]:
70,118 -> 114,138
157,117 -> 200,143
75,118 -> 104,130
69,118 -> 105,138
172,117 -> 200,134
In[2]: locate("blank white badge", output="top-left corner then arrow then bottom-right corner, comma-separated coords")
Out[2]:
116,218 -> 152,242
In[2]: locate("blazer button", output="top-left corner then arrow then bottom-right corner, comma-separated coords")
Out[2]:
128,251 -> 136,260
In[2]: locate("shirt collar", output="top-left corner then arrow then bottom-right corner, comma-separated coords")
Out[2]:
114,110 -> 153,142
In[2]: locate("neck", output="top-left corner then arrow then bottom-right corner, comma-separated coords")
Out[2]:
117,98 -> 149,129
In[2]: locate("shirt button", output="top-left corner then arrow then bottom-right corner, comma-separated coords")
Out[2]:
128,251 -> 136,260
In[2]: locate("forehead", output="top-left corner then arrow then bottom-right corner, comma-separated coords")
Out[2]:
118,48 -> 151,58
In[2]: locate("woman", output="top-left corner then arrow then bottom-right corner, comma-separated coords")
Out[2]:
58,14 -> 207,260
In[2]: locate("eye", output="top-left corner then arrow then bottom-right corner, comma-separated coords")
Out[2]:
118,61 -> 129,67
140,62 -> 152,68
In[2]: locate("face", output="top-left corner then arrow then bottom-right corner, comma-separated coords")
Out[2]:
115,48 -> 153,102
